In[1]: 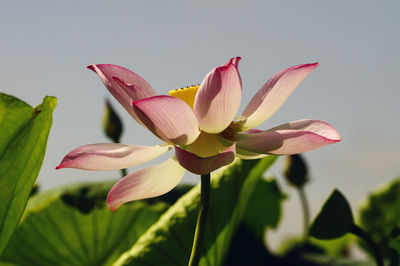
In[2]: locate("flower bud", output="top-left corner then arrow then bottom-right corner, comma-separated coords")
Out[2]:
30,183 -> 39,197
284,154 -> 309,187
103,99 -> 123,143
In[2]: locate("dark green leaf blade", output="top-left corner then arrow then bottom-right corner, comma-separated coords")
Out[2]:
114,156 -> 278,266
0,94 -> 56,254
309,189 -> 354,239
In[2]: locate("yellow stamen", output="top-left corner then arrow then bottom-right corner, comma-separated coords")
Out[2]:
168,84 -> 200,109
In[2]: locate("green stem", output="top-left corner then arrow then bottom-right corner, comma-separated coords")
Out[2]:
188,173 -> 211,266
350,224 -> 383,266
298,186 -> 310,238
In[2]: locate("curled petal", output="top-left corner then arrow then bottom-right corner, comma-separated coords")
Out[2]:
87,64 -> 157,119
175,144 -> 236,175
236,119 -> 341,155
240,63 -> 319,131
132,95 -> 200,145
107,156 -> 185,211
194,57 -> 242,133
112,76 -> 156,102
56,143 -> 171,170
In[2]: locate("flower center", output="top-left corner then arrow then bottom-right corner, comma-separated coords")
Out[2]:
183,131 -> 232,157
219,121 -> 241,141
168,84 -> 200,109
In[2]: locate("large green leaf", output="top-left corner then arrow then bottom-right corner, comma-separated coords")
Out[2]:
223,177 -> 286,265
0,93 -> 56,254
243,176 -> 286,238
115,156 -> 278,266
358,177 -> 400,258
0,182 -> 168,265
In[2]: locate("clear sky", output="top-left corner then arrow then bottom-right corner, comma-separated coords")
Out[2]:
2,1 -> 399,243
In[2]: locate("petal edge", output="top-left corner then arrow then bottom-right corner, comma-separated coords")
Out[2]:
132,95 -> 200,145
107,156 -> 185,211
236,119 -> 341,155
240,63 -> 319,131
194,57 -> 242,133
56,143 -> 171,170
87,64 -> 156,120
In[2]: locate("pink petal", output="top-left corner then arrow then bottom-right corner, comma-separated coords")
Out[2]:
56,143 -> 170,170
132,95 -> 200,145
107,156 -> 185,211
175,144 -> 236,175
193,57 -> 242,134
112,76 -> 156,102
236,119 -> 341,155
240,63 -> 319,131
87,64 -> 157,119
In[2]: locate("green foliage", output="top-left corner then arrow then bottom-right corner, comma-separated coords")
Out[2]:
310,189 -> 354,239
310,235 -> 353,257
0,93 -> 56,254
272,236 -> 369,266
223,177 -> 285,265
358,177 -> 400,258
302,254 -> 375,266
389,226 -> 400,266
243,176 -> 286,238
114,156 -> 278,266
0,182 -> 168,265
277,235 -> 351,259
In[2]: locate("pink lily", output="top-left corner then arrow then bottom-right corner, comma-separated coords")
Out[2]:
56,57 -> 341,211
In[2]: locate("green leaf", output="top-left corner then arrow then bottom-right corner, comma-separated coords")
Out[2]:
309,189 -> 354,239
114,156 -> 277,266
302,253 -> 375,266
358,177 -> 400,258
0,182 -> 168,265
0,93 -> 56,254
243,176 -> 286,238
310,235 -> 353,257
223,177 -> 285,265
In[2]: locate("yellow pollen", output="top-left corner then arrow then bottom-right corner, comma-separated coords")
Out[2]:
168,84 -> 200,109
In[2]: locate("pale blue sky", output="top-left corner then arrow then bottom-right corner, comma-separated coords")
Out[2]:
2,1 -> 399,240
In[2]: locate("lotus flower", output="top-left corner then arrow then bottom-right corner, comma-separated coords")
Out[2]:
56,57 -> 341,211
